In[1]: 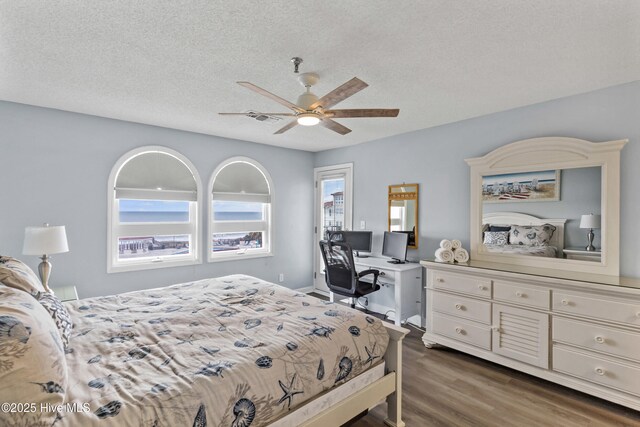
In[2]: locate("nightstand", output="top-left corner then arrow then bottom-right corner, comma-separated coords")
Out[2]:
50,285 -> 79,302
563,247 -> 601,262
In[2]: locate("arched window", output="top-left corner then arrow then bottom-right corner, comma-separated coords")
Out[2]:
107,146 -> 201,272
208,157 -> 273,261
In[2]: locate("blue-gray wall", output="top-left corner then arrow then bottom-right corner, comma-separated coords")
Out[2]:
0,102 -> 315,298
2,81 -> 638,300
315,81 -> 640,278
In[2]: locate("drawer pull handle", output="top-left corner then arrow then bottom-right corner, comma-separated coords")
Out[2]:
455,304 -> 463,310
436,277 -> 443,282
594,367 -> 605,376
491,326 -> 500,332
516,291 -> 524,298
594,336 -> 605,344
455,327 -> 463,334
561,299 -> 569,306
477,284 -> 486,291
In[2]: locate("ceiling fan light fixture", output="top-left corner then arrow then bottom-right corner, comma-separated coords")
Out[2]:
297,113 -> 321,126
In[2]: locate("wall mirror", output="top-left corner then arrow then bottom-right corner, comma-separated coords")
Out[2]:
466,137 -> 626,276
388,183 -> 419,249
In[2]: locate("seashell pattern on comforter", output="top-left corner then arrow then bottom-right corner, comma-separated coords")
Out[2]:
58,275 -> 389,426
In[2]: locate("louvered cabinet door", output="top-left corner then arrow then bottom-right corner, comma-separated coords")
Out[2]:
492,304 -> 549,368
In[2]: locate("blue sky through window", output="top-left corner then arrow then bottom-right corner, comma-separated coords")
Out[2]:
323,179 -> 344,202
120,199 -> 188,212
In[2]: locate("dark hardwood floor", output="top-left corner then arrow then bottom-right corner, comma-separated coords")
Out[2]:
352,324 -> 640,427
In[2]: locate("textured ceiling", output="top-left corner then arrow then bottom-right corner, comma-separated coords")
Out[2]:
1,1 -> 639,152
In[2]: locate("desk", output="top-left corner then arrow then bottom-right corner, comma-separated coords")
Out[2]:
330,256 -> 423,326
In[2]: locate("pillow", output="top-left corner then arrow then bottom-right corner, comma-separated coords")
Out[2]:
483,231 -> 509,246
36,292 -> 73,350
488,225 -> 511,232
510,224 -> 556,246
0,256 -> 45,296
0,286 -> 68,426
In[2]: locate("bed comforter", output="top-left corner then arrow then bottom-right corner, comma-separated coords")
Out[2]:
483,244 -> 558,258
58,275 -> 389,426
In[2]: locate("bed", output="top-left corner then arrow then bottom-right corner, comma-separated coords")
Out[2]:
0,269 -> 407,427
482,212 -> 567,258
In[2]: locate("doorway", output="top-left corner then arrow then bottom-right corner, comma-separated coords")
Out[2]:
313,163 -> 353,293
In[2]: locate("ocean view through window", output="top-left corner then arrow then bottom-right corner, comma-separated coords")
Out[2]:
119,200 -> 190,222
209,157 -> 273,261
108,147 -> 201,272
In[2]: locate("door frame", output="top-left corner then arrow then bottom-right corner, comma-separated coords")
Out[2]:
313,163 -> 353,293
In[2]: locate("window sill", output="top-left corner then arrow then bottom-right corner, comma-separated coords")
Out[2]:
108,257 -> 201,274
208,252 -> 273,263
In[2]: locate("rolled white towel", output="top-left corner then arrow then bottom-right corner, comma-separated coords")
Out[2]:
435,248 -> 454,263
439,239 -> 453,250
454,248 -> 469,263
451,239 -> 462,250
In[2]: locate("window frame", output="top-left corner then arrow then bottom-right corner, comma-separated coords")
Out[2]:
107,146 -> 202,273
208,156 -> 274,262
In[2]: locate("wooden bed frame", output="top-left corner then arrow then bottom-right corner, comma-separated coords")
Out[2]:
483,211 -> 567,257
274,322 -> 409,427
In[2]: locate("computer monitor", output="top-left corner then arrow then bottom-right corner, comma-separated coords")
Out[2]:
382,231 -> 409,264
328,231 -> 373,258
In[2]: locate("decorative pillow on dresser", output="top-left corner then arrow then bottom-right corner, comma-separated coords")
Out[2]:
510,224 -> 556,246
36,292 -> 73,350
0,285 -> 68,427
0,255 -> 45,296
483,231 -> 509,246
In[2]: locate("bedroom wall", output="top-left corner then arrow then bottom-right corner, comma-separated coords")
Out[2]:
0,102 -> 315,298
314,81 -> 640,278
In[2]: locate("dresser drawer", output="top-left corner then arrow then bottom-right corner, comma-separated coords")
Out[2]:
553,318 -> 640,362
553,346 -> 640,397
432,313 -> 491,350
432,291 -> 491,324
493,281 -> 550,310
431,271 -> 491,298
553,292 -> 640,327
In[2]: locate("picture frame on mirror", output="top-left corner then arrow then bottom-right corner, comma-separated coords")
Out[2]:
482,170 -> 560,203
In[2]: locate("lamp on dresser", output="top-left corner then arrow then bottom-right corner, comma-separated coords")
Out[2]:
579,214 -> 600,251
23,223 -> 69,293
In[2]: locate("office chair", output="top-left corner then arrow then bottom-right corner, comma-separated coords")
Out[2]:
319,240 -> 380,309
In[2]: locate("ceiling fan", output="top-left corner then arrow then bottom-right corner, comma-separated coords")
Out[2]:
219,57 -> 399,135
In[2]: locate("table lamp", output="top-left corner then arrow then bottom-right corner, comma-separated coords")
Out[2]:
23,224 -> 69,293
579,214 -> 600,252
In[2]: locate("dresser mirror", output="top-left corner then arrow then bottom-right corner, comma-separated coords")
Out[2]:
466,137 -> 626,276
388,183 -> 418,248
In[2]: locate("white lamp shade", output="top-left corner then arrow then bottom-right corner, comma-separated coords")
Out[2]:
23,225 -> 69,255
579,214 -> 601,229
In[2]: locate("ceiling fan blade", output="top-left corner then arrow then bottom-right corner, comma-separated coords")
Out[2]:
309,77 -> 368,110
218,112 -> 295,116
319,119 -> 352,135
237,82 -> 304,113
274,119 -> 299,134
325,108 -> 399,118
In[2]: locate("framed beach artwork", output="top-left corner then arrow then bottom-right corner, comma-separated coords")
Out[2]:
482,170 -> 561,203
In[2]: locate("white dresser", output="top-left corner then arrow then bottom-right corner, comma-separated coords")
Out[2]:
421,259 -> 640,411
